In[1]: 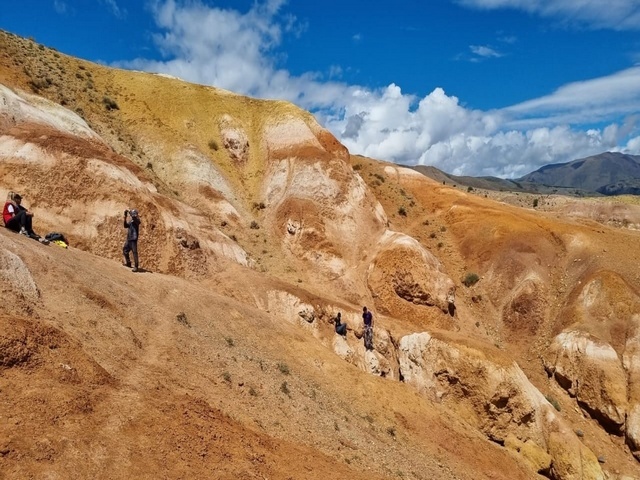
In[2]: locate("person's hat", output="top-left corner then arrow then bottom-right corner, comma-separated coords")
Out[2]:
130,209 -> 139,217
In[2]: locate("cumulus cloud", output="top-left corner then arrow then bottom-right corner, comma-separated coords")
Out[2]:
455,0 -> 640,30
116,0 -> 640,178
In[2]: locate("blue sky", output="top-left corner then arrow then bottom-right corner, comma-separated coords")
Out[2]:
2,0 -> 640,177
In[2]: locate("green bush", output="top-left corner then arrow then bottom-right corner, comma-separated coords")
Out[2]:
545,395 -> 561,411
462,272 -> 480,287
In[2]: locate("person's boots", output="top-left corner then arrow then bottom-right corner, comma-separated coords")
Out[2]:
123,256 -> 131,268
132,266 -> 139,272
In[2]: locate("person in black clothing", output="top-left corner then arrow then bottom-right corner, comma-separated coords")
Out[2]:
334,312 -> 347,336
362,306 -> 374,350
123,209 -> 141,272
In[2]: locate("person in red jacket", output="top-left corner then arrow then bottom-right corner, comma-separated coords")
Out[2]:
3,192 -> 32,235
3,192 -> 49,244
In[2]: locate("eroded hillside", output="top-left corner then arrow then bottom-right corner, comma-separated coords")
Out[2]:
2,30 -> 640,479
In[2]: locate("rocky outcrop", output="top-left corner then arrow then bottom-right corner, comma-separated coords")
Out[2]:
623,315 -> 640,458
398,332 -> 604,480
0,240 -> 39,302
543,331 -> 627,434
262,119 -> 388,302
368,231 -> 455,315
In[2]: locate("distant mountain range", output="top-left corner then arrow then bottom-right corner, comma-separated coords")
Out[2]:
409,152 -> 640,196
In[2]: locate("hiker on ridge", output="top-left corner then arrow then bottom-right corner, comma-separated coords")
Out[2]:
362,306 -> 374,350
3,192 -> 49,244
123,208 -> 141,272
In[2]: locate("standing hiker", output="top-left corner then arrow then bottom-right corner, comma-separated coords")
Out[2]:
362,306 -> 374,350
123,209 -> 141,272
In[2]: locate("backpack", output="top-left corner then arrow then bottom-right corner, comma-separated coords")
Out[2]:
45,232 -> 68,244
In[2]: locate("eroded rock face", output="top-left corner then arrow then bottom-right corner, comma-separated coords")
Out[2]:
368,232 -> 455,314
623,315 -> 640,456
219,115 -> 250,165
398,332 -> 604,480
543,331 -> 627,434
263,149 -> 387,301
0,243 -> 39,301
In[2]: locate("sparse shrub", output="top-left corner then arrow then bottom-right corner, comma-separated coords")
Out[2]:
440,226 -> 446,232
208,139 -> 219,151
250,221 -> 260,230
467,186 -> 474,192
422,219 -> 430,226
249,387 -> 258,396
176,312 -> 189,327
462,272 -> 480,287
429,232 -> 437,239
222,372 -> 231,383
373,173 -> 385,183
225,337 -> 235,347
353,163 -> 362,171
102,96 -> 119,111
386,426 -> 396,437
230,234 -> 237,242
398,206 -> 407,217
545,395 -> 561,411
437,242 -> 444,248
280,381 -> 290,396
146,162 -> 153,170
533,198 -> 539,208
252,202 -> 266,210
277,362 -> 290,375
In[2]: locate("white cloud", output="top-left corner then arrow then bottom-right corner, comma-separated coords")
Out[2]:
100,0 -> 125,18
503,67 -> 640,128
470,45 -> 503,58
353,33 -> 362,42
53,0 -> 67,14
116,0 -> 640,178
455,0 -> 640,30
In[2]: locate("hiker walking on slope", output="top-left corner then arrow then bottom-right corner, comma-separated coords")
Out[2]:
123,209 -> 141,272
362,306 -> 374,350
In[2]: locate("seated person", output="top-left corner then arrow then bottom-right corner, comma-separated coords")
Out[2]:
3,192 -> 32,235
3,192 -> 49,244
334,312 -> 347,336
